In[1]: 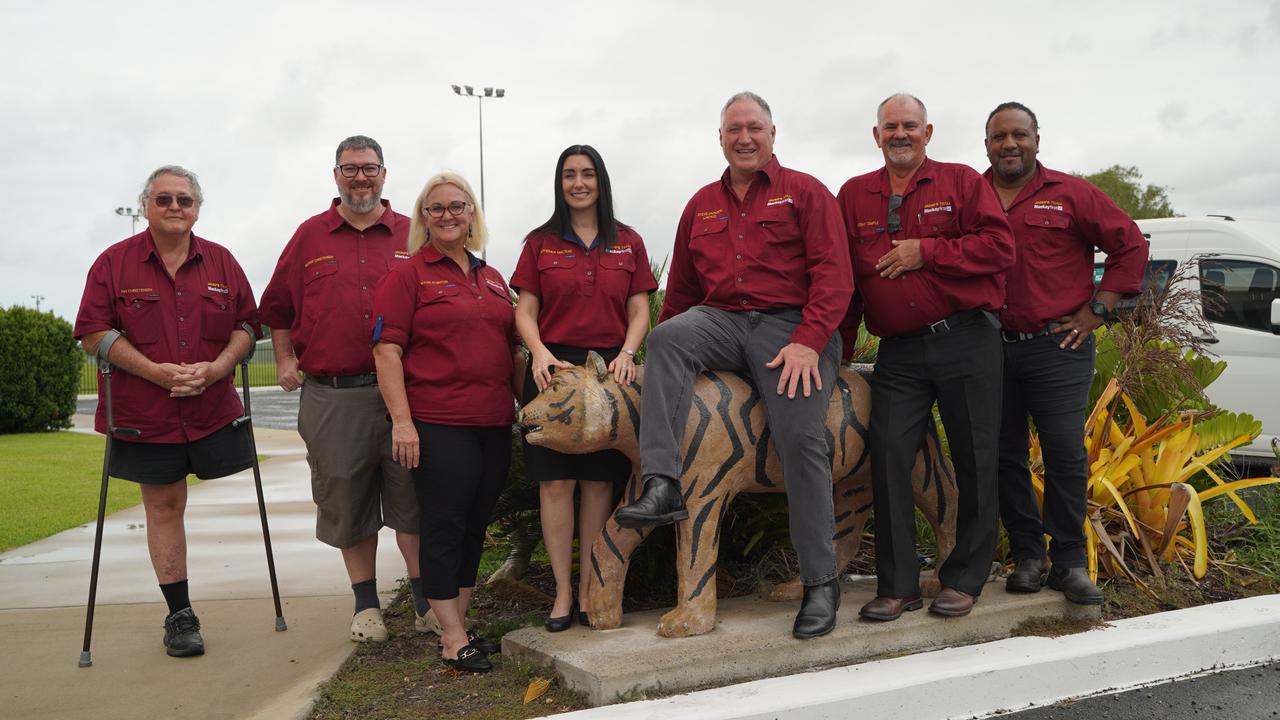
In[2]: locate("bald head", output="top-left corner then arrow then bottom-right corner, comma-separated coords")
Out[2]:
877,93 -> 927,125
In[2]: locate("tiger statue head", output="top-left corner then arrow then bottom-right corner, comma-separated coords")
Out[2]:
519,351 -> 642,462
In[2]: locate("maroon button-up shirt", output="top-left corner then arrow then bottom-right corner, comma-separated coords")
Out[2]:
74,230 -> 259,443
373,245 -> 516,427
510,226 -> 658,348
838,158 -> 1015,350
661,155 -> 853,353
984,163 -> 1148,332
259,199 -> 410,376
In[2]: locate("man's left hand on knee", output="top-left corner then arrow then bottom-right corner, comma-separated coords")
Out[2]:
766,342 -> 822,398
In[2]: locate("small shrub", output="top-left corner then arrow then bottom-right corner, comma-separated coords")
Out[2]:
0,306 -> 81,433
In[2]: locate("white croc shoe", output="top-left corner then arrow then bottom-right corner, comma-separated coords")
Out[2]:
350,608 -> 388,642
415,608 -> 443,635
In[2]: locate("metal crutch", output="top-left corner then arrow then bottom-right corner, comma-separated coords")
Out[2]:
80,330 -> 139,668
230,323 -> 287,632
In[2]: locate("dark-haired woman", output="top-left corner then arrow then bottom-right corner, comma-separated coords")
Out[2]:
511,145 -> 657,631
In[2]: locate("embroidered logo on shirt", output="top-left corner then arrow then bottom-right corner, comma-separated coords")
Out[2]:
420,279 -> 449,285
765,195 -> 794,207
304,255 -> 337,268
856,220 -> 882,229
604,244 -> 633,255
921,201 -> 953,215
206,282 -> 230,295
1033,200 -> 1065,211
695,209 -> 727,221
393,250 -> 411,260
485,278 -> 508,293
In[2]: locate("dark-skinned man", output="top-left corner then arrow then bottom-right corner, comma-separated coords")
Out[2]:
983,101 -> 1147,604
839,93 -> 1015,620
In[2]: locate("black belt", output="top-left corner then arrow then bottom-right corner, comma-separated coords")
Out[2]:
308,373 -> 377,389
895,309 -> 989,340
1001,323 -> 1062,343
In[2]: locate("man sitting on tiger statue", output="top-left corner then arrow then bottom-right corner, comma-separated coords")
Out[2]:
614,90 -> 854,640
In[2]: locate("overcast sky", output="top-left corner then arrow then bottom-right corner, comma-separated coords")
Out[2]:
3,0 -> 1278,323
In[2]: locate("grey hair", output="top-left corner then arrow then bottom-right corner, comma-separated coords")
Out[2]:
138,165 -> 203,211
877,93 -> 928,125
335,135 -> 384,164
721,91 -> 773,125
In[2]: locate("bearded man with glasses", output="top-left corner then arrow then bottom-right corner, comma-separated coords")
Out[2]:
260,135 -> 428,644
837,94 -> 1015,621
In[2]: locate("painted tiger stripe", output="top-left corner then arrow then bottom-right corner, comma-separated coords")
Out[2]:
835,510 -> 851,524
600,528 -> 626,568
842,482 -> 870,498
681,395 -> 712,477
754,426 -> 775,487
697,372 -> 745,500
603,386 -> 620,442
686,563 -> 717,601
855,500 -> 873,515
739,382 -> 760,446
591,546 -> 606,585
617,385 -> 641,441
549,388 -> 576,408
688,497 -> 719,568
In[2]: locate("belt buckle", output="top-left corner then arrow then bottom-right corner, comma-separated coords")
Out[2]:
928,318 -> 950,334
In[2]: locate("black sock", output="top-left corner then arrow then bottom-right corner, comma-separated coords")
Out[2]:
408,577 -> 428,616
159,580 -> 191,615
353,579 -> 379,614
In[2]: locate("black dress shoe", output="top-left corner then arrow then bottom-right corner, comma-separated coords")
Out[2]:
793,578 -> 841,639
442,643 -> 491,673
614,477 -> 688,528
545,600 -> 577,632
467,631 -> 501,654
1047,566 -> 1103,605
1006,557 -> 1049,593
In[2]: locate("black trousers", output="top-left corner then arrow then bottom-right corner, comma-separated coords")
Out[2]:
871,317 -> 1003,598
412,422 -> 511,600
998,333 -> 1095,568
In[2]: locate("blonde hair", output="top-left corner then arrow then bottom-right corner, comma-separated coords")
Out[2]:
407,171 -> 488,255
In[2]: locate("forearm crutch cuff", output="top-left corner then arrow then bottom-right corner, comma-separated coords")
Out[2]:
95,329 -> 123,366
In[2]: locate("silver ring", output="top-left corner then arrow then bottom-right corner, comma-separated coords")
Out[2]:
1071,329 -> 1079,334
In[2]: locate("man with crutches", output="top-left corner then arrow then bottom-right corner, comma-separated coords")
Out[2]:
260,136 -> 427,643
75,165 -> 260,659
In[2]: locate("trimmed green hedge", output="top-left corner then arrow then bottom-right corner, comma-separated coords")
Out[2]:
0,307 -> 80,433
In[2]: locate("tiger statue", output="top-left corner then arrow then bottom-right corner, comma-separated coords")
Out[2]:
519,351 -> 958,638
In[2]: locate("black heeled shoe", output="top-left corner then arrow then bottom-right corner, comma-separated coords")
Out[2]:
577,608 -> 590,628
545,599 -> 577,632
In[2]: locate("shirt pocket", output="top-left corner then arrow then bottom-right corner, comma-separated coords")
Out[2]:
1024,210 -> 1071,231
757,207 -> 803,262
119,293 -> 162,345
303,260 -> 339,296
919,211 -> 959,236
536,252 -> 578,271
201,290 -> 236,341
600,250 -> 637,273
417,283 -> 461,306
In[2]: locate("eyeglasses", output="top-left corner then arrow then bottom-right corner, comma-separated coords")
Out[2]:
887,194 -> 903,234
336,163 -> 384,178
151,194 -> 196,209
424,201 -> 470,219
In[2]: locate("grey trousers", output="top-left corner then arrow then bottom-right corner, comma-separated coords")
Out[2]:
638,306 -> 841,585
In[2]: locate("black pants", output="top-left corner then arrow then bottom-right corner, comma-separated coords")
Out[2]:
412,422 -> 511,600
871,316 -> 1003,597
998,333 -> 1095,568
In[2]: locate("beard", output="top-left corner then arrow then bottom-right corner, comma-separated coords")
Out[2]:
886,141 -> 918,168
994,155 -> 1028,180
340,185 -> 382,214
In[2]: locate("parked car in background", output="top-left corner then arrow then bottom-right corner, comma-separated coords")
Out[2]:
1095,216 -> 1280,465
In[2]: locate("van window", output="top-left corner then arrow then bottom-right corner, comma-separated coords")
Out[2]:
1199,259 -> 1280,333
1094,260 -> 1177,317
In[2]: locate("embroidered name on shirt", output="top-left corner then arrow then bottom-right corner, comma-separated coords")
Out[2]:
1033,200 -> 1065,211
206,282 -> 230,295
604,244 -> 633,255
921,202 -> 953,215
393,250 -> 411,260
305,255 -> 337,268
765,195 -> 794,207
420,279 -> 449,285
695,209 -> 727,221
856,220 -> 882,229
121,287 -> 155,295
540,248 -> 576,257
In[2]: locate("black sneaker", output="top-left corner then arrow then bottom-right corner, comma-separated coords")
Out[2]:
163,607 -> 206,657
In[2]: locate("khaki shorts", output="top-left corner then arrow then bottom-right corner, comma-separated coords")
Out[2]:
298,378 -> 418,548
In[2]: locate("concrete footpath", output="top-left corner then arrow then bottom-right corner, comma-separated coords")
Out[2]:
0,414 -> 415,720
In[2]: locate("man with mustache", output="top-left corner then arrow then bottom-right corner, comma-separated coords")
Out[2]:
614,91 -> 854,639
983,102 -> 1147,604
838,93 -> 1015,620
260,136 -> 426,642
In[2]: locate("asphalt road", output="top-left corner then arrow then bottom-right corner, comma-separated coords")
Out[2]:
998,661 -> 1280,719
76,388 -> 301,431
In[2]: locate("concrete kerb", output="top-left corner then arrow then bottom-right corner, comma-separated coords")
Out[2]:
538,592 -> 1280,720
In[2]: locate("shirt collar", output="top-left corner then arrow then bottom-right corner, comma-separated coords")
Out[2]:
981,161 -> 1062,200
561,228 -> 594,251
139,228 -> 203,264
323,198 -> 396,233
866,157 -> 937,196
720,154 -> 782,192
421,242 -> 484,271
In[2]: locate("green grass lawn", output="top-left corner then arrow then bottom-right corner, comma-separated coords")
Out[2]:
0,431 -> 199,551
78,352 -> 281,393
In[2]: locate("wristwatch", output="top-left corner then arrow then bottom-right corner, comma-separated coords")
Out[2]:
1089,299 -> 1109,318
621,349 -> 636,358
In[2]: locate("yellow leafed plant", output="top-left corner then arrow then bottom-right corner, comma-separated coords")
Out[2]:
1031,378 -> 1280,590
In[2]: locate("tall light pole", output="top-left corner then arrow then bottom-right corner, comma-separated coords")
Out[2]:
115,206 -> 143,234
451,84 -> 505,259
30,294 -> 44,312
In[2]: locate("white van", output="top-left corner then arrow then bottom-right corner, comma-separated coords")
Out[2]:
1096,216 -> 1280,464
